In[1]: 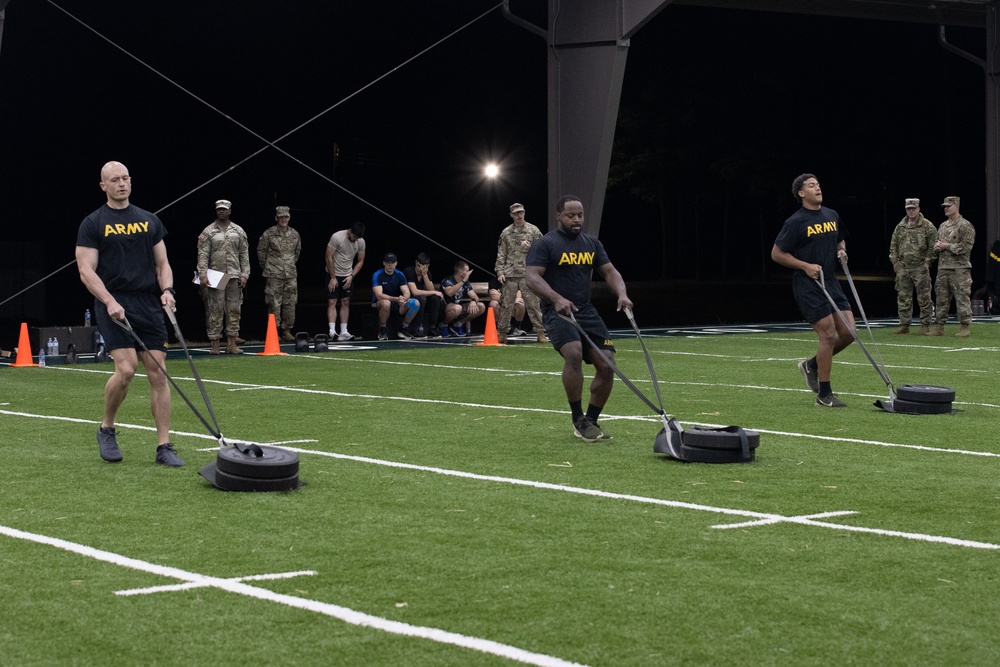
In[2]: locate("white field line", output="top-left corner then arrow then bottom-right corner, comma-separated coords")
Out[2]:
48,362 -> 1000,410
49,351 -> 998,401
275,354 -> 999,408
741,334 -> 1000,352
4,408 -> 1000,556
0,409 -> 318,446
3,376 -> 997,459
0,524 -> 587,667
266,446 -> 1000,551
4,403 -> 995,548
116,569 -> 317,596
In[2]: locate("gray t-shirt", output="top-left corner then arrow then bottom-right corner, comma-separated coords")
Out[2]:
327,229 -> 366,276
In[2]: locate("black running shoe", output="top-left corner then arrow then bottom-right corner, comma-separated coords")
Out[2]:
155,443 -> 185,467
378,326 -> 388,341
572,415 -> 604,443
97,426 -> 123,463
798,359 -> 820,393
397,324 -> 413,339
815,393 -> 847,408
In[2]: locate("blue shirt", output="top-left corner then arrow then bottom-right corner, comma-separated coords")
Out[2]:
372,268 -> 408,301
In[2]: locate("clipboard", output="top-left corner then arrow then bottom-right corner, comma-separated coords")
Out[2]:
192,269 -> 232,290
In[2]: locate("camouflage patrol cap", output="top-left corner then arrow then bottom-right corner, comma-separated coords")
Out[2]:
215,199 -> 232,210
509,202 -> 525,214
904,198 -> 919,209
941,196 -> 960,207
275,205 -> 290,217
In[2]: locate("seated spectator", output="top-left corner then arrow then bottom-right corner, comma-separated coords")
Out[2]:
404,253 -> 445,337
488,277 -> 527,336
372,252 -> 420,340
440,260 -> 485,337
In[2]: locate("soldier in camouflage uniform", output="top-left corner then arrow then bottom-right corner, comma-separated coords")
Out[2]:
197,199 -> 250,354
495,202 -> 546,343
888,198 -> 937,335
257,205 -> 301,342
933,196 -> 976,337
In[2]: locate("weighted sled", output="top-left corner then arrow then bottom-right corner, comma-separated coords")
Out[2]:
655,425 -> 758,463
889,398 -> 953,415
682,426 -> 761,450
679,443 -> 756,464
894,384 -> 956,404
216,444 -> 300,479
200,463 -> 301,492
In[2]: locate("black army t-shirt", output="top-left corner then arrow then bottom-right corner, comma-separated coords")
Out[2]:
77,204 -> 166,294
526,227 -> 610,308
773,205 -> 846,279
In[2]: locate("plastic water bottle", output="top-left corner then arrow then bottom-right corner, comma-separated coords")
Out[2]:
38,347 -> 46,367
46,338 -> 53,356
85,309 -> 91,327
52,336 -> 59,355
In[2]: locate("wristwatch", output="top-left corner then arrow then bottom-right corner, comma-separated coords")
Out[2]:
162,287 -> 176,296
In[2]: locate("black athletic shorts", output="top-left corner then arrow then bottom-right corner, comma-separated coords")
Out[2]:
542,302 -> 615,362
792,273 -> 851,324
95,291 -> 168,353
328,276 -> 354,300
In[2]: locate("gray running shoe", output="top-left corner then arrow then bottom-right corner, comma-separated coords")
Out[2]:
97,426 -> 123,463
572,415 -> 604,443
798,359 -> 820,393
510,327 -> 527,336
815,393 -> 847,408
155,443 -> 185,467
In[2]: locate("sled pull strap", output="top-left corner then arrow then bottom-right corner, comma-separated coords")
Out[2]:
728,426 -> 751,462
557,312 -> 664,416
813,269 -> 894,390
624,308 -> 667,414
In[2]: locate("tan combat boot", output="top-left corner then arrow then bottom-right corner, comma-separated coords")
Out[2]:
933,323 -> 945,336
955,323 -> 970,338
917,324 -> 930,336
536,331 -> 549,343
226,335 -> 244,355
209,339 -> 221,355
280,329 -> 295,343
894,324 -> 910,334
497,333 -> 507,344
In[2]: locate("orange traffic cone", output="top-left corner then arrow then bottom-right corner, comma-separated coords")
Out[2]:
10,322 -> 39,367
257,314 -> 288,356
476,306 -> 503,346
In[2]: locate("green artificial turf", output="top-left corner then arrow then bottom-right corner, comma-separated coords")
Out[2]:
1,321 -> 998,666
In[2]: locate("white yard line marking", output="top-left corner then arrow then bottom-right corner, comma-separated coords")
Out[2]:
711,511 -> 858,529
0,525 -> 587,667
117,570 -> 318,596
50,353 -> 997,401
271,447 -> 1000,551
3,386 -> 996,460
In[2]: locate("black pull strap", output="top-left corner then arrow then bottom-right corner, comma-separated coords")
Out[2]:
557,312 -> 664,416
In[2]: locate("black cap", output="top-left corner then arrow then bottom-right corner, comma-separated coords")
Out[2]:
383,253 -> 398,262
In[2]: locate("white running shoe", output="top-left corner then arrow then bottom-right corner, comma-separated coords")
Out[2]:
339,331 -> 355,341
